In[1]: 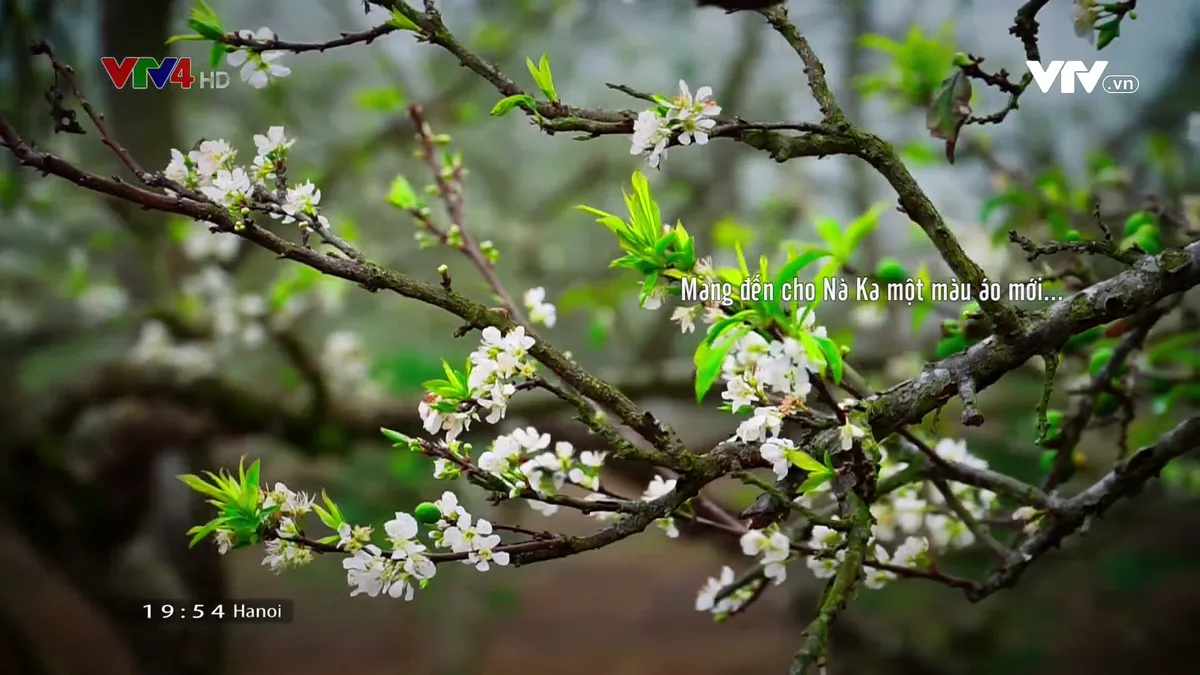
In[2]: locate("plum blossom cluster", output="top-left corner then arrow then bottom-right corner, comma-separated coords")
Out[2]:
630,80 -> 721,168
523,286 -> 557,328
64,247 -> 130,323
869,439 -> 1000,549
805,524 -> 929,589
164,126 -> 329,236
208,477 -> 516,601
340,490 -> 512,599
739,524 -> 792,585
465,427 -> 606,514
225,27 -> 292,89
412,325 -> 679,533
320,330 -> 387,403
691,436 -> 1006,615
695,566 -> 762,618
722,323 -> 824,443
418,326 -> 538,440
694,522 -> 931,615
132,128 -> 368,388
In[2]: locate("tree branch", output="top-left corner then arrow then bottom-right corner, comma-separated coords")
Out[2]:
967,414 -> 1200,601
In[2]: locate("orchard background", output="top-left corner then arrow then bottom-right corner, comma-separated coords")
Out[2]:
1,1 -> 1200,674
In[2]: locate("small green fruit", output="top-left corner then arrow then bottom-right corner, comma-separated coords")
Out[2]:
1148,378 -> 1173,395
1093,393 -> 1119,417
935,334 -> 967,359
1046,409 -> 1064,427
875,257 -> 909,283
1041,409 -> 1063,443
1123,211 -> 1152,236
1088,347 -> 1118,378
413,502 -> 442,524
1038,449 -> 1056,470
1065,229 -> 1082,242
1063,327 -> 1102,353
1132,224 -> 1162,255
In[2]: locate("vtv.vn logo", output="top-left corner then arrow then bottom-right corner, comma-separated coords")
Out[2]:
1025,61 -> 1139,94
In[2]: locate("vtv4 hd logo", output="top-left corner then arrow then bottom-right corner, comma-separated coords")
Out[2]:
101,57 -> 229,90
1026,60 -> 1139,94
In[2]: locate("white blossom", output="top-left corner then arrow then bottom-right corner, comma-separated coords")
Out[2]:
630,110 -> 670,167
891,536 -> 929,568
671,305 -> 698,333
78,284 -> 128,322
735,406 -> 784,443
740,527 -> 791,563
253,125 -> 294,158
199,168 -> 251,208
666,80 -> 720,145
642,476 -> 678,537
227,28 -> 291,88
523,287 -> 557,327
839,421 -> 865,450
695,565 -> 735,611
213,529 -> 233,555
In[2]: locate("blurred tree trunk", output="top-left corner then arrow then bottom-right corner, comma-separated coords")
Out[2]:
0,515 -> 137,675
100,0 -> 180,303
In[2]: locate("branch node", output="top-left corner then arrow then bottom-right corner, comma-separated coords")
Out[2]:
957,377 -> 984,426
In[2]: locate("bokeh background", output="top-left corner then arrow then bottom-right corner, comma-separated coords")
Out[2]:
2,0 -> 1200,674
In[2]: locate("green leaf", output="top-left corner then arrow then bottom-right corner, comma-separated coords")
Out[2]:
536,52 -> 558,101
490,94 -> 536,116
322,490 -> 344,522
185,0 -> 224,43
388,8 -> 421,31
313,504 -> 337,529
773,249 -> 830,293
705,310 -> 755,346
627,171 -> 661,245
712,216 -> 757,249
795,471 -> 833,494
899,140 -> 938,165
1096,20 -> 1120,50
186,520 -> 224,548
790,450 -> 828,474
812,335 -> 844,383
380,427 -> 415,447
209,41 -> 227,68
843,204 -> 886,252
859,33 -> 901,54
187,18 -> 225,42
178,474 -> 228,501
575,204 -> 631,239
798,332 -> 825,366
244,459 -> 260,492
693,326 -> 749,402
802,259 -> 843,317
525,54 -> 559,102
639,273 -> 659,306
165,34 -> 206,45
925,70 -> 972,164
387,175 -> 420,210
355,87 -> 406,111
814,218 -> 842,247
733,241 -> 750,279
